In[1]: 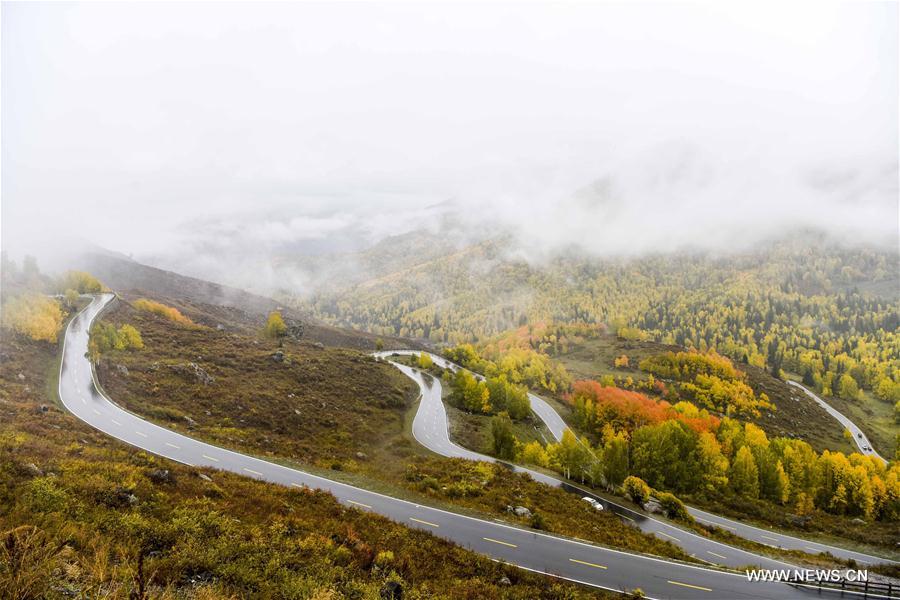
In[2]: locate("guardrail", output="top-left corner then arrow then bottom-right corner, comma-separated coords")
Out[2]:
792,576 -> 900,599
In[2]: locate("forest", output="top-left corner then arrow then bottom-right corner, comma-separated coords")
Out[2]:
503,374 -> 900,523
435,340 -> 900,540
304,238 -> 898,441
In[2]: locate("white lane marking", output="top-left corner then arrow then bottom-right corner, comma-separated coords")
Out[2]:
658,531 -> 681,542
707,551 -> 727,560
805,546 -> 821,553
243,467 -> 263,476
410,517 -> 439,528
92,409 -> 101,415
760,535 -> 779,542
202,454 -> 219,462
347,499 -> 371,509
135,431 -> 148,437
165,442 -> 181,449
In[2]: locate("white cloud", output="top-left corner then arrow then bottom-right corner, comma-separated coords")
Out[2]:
2,1 -> 896,280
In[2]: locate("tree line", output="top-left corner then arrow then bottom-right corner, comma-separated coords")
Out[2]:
304,240 -> 898,409
501,380 -> 900,523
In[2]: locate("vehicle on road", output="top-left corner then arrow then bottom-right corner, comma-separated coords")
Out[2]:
583,496 -> 604,511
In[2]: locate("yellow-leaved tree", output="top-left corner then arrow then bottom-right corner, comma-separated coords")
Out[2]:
264,311 -> 287,340
1,294 -> 64,343
417,352 -> 433,369
59,271 -> 104,294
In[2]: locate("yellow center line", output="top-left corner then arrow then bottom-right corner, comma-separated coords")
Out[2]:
135,431 -> 148,437
409,517 -> 439,528
668,580 -> 712,592
202,454 -> 219,462
569,558 -> 607,570
348,500 -> 371,509
483,537 -> 517,548
707,551 -> 727,560
165,442 -> 180,449
243,467 -> 263,476
658,531 -> 681,542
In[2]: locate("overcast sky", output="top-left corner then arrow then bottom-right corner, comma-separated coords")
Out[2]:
2,2 -> 897,278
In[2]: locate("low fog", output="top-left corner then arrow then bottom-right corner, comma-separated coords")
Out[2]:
2,2 -> 897,293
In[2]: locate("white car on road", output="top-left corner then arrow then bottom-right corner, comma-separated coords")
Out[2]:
583,496 -> 604,510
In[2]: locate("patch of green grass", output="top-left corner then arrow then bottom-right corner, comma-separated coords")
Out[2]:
817,389 -> 897,458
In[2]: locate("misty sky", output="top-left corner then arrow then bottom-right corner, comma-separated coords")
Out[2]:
2,2 -> 897,284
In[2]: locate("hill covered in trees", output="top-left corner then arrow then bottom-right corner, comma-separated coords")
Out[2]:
298,233 -> 898,455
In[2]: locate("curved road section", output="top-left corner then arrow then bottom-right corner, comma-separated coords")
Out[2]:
787,381 -> 886,464
380,351 -> 894,567
383,355 -> 799,572
58,294 -> 824,600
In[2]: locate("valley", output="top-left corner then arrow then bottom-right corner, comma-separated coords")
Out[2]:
3,4 -> 897,598
0,237 -> 897,600
53,295 -> 890,599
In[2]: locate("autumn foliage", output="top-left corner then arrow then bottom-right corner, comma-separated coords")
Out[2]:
639,351 -> 774,417
568,380 -> 719,435
263,311 -> 287,339
57,271 -> 104,294
132,298 -> 196,327
1,294 -> 64,344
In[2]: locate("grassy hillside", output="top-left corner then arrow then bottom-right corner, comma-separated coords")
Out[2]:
97,294 -> 419,469
78,251 -> 417,351
90,295 -> 695,563
1,335 -> 606,599
816,390 -> 897,459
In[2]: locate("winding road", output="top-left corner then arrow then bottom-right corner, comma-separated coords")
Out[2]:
380,351 -> 895,568
58,295 -> 890,599
786,381 -> 887,464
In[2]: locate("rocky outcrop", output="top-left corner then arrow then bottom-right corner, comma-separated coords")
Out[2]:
168,362 -> 214,385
